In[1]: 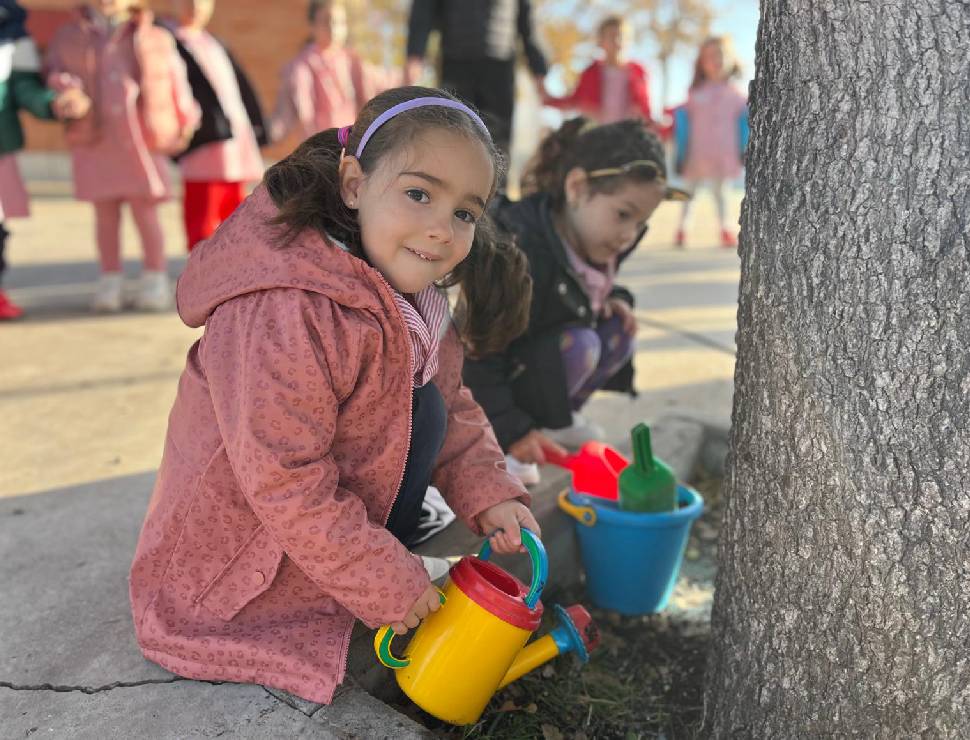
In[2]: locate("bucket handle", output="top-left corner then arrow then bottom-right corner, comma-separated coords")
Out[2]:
557,489 -> 597,527
477,527 -> 547,610
374,588 -> 447,669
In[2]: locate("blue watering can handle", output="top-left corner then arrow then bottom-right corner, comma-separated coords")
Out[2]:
477,527 -> 547,609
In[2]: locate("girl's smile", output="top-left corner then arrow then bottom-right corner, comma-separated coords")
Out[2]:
404,245 -> 442,262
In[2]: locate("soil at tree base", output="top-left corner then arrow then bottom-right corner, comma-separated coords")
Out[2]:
390,476 -> 723,739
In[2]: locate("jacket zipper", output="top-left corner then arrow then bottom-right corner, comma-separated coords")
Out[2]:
337,268 -> 414,686
370,270 -> 415,525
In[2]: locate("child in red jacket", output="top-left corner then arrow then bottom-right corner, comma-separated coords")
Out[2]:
543,15 -> 654,126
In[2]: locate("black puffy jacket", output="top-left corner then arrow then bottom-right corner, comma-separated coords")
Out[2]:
463,193 -> 638,450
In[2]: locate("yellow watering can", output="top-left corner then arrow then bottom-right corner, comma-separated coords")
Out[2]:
374,528 -> 599,726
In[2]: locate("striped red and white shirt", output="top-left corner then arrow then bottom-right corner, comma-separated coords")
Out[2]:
392,286 -> 450,388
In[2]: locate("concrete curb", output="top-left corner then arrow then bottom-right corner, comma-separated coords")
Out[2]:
0,415 -> 729,737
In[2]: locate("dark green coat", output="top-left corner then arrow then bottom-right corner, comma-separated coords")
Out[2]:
0,69 -> 55,155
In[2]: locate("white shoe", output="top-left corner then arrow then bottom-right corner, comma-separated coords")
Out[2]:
91,273 -> 123,313
420,555 -> 451,584
542,413 -> 605,449
504,454 -> 541,486
410,486 -> 456,545
134,270 -> 171,312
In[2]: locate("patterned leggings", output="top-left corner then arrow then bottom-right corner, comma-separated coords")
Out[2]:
559,313 -> 635,412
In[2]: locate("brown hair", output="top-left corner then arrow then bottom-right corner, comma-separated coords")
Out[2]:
307,0 -> 336,23
521,116 -> 668,210
690,36 -> 741,90
596,15 -> 625,37
263,85 -> 530,354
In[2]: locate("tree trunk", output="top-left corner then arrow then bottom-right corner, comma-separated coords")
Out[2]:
703,1 -> 970,736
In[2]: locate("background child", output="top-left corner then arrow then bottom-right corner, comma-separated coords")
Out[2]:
671,35 -> 748,248
269,0 -> 365,143
0,0 -> 89,320
464,117 -> 689,486
129,86 -> 539,704
45,0 -> 200,313
543,15 -> 654,126
167,0 -> 267,251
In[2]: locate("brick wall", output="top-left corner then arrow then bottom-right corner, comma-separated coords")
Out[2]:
18,1 -> 406,158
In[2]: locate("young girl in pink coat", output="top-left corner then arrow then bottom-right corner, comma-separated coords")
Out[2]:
269,0 -> 366,143
45,0 -> 200,312
168,0 -> 266,251
129,86 -> 539,704
673,36 -> 748,249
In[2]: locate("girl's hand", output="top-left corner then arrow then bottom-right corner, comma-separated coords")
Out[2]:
390,584 -> 442,635
52,88 -> 91,120
603,297 -> 638,336
476,500 -> 541,554
507,429 -> 568,465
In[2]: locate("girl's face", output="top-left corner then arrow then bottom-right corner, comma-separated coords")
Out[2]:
598,23 -> 628,62
172,0 -> 214,28
700,42 -> 725,81
96,0 -> 126,19
562,172 -> 666,266
311,3 -> 348,49
340,128 -> 494,295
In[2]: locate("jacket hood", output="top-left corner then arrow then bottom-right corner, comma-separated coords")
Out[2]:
177,185 -> 385,328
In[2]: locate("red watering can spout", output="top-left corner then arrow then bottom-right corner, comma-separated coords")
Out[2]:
544,441 -> 628,500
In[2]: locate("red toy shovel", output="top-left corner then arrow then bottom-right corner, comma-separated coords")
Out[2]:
544,441 -> 629,500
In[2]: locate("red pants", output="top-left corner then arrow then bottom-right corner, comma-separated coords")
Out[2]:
183,180 -> 245,251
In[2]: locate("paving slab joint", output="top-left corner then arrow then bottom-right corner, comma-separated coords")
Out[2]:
0,677 -> 192,695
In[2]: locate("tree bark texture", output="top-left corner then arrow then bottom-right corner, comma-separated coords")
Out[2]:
703,1 -> 970,736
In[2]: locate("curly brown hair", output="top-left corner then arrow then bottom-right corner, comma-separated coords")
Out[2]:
521,116 -> 668,210
263,85 -> 531,355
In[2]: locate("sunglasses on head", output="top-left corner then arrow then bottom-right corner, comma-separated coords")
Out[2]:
585,159 -> 665,181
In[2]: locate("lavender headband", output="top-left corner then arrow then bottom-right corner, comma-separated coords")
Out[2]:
337,97 -> 491,159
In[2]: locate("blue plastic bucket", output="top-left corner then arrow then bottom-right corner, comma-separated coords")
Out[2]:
558,485 -> 704,615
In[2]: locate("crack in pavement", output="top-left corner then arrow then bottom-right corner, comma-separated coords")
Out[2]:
261,686 -> 324,717
0,677 -> 216,694
637,314 -> 737,356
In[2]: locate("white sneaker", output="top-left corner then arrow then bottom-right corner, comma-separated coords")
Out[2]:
542,413 -> 606,449
504,454 -> 541,487
91,273 -> 123,313
420,555 -> 451,584
410,486 -> 456,545
134,270 -> 172,312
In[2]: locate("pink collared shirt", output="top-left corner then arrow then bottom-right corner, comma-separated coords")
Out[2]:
563,238 -> 617,316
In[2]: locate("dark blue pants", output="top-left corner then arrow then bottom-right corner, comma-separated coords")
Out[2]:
385,382 -> 448,547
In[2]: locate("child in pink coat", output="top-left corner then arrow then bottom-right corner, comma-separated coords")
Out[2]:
269,0 -> 366,143
129,86 -> 539,703
45,0 -> 200,313
673,36 -> 748,249
167,0 -> 266,251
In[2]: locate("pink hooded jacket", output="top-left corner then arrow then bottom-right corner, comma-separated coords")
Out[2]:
129,186 -> 528,704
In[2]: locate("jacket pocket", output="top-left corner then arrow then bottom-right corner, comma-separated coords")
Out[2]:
196,525 -> 284,621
